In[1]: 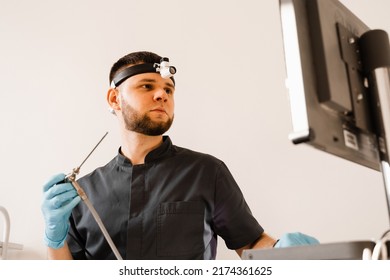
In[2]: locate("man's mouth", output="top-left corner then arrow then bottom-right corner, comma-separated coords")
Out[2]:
150,108 -> 167,114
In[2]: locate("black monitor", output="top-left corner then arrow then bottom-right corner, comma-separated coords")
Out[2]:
279,0 -> 381,170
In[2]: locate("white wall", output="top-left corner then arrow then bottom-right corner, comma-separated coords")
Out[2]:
0,0 -> 389,260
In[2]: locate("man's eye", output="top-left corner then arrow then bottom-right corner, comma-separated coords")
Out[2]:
165,88 -> 173,95
142,84 -> 153,90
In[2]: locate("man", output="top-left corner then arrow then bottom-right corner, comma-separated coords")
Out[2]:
41,51 -> 318,259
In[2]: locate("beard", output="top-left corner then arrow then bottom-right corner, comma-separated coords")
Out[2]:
121,99 -> 174,136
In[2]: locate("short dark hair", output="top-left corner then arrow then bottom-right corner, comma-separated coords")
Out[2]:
109,51 -> 162,85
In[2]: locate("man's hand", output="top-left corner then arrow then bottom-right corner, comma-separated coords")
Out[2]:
274,232 -> 319,248
41,173 -> 81,249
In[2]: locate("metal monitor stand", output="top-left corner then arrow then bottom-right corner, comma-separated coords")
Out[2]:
360,29 -> 390,225
380,161 -> 390,225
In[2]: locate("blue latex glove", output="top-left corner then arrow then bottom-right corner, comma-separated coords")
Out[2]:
274,232 -> 319,248
41,173 -> 81,249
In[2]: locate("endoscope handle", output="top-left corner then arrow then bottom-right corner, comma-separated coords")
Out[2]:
67,178 -> 88,201
57,167 -> 87,200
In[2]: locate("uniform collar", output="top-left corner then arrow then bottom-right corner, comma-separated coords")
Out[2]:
116,136 -> 173,166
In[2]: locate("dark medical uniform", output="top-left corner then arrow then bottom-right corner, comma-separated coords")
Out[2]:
67,136 -> 263,259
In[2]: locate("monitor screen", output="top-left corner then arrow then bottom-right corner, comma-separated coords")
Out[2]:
279,0 -> 380,170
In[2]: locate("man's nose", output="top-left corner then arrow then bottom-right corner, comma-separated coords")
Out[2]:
153,88 -> 168,102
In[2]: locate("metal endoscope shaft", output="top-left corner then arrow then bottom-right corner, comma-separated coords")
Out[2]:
77,132 -> 109,171
65,132 -> 109,181
65,131 -> 123,260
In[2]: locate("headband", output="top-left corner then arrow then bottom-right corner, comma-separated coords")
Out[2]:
110,58 -> 176,88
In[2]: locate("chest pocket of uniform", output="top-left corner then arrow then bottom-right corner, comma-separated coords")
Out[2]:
157,201 -> 205,258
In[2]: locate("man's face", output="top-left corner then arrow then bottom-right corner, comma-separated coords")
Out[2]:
117,72 -> 175,136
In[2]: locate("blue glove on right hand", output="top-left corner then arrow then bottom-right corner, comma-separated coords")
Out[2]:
41,173 -> 81,249
274,232 -> 319,248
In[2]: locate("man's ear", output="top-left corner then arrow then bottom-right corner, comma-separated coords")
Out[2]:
107,88 -> 121,112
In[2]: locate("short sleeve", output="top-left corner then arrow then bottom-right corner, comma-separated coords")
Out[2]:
212,162 -> 264,249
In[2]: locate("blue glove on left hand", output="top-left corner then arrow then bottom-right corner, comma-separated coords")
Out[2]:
274,232 -> 319,248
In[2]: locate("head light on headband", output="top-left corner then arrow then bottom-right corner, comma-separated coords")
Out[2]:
156,57 -> 177,79
110,57 -> 176,88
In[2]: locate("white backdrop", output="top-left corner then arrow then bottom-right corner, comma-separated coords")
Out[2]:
0,0 -> 389,260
